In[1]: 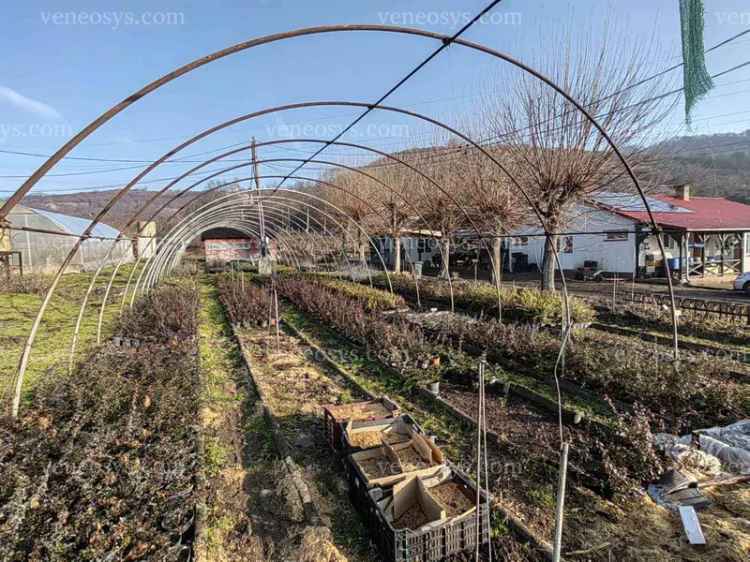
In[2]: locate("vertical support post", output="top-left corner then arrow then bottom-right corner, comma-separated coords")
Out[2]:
634,226 -> 642,281
251,137 -> 267,259
552,443 -> 570,562
475,359 -> 485,561
683,233 -> 691,283
612,273 -> 617,312
678,232 -> 684,283
273,284 -> 280,350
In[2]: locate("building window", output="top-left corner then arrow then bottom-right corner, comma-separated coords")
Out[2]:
745,233 -> 750,257
605,231 -> 628,241
559,236 -> 574,253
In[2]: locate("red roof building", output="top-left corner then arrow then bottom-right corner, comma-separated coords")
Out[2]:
612,194 -> 750,232
596,185 -> 750,279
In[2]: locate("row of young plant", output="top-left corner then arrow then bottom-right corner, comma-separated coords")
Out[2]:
296,272 -> 407,311
0,280 -> 201,561
366,273 -> 595,325
214,273 -> 273,328
296,275 -> 748,431
419,311 -> 749,430
593,297 -> 748,348
273,274 -> 668,495
274,276 -> 438,378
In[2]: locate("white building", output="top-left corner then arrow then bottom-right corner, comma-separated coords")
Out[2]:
371,231 -> 442,270
509,186 -> 750,280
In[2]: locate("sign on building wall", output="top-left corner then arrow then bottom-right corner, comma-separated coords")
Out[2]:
204,238 -> 259,268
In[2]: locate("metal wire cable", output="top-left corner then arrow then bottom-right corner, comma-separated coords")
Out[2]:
270,0 -> 506,193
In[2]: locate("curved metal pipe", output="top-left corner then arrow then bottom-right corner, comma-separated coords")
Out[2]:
4,24 -> 679,415
133,192 -> 386,299
120,184 -> 392,314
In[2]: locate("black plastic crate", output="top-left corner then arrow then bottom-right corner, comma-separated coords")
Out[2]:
345,458 -> 491,562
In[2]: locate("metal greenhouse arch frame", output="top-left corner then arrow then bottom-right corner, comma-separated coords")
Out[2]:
2,24 -> 679,417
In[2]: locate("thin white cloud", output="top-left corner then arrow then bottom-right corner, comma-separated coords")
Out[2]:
0,86 -> 62,120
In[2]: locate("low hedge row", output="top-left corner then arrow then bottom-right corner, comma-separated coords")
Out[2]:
420,310 -> 749,430
286,273 -> 407,312
215,273 -> 272,327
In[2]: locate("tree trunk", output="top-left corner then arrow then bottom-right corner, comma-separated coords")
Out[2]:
541,233 -> 559,292
357,229 -> 366,264
440,238 -> 451,279
491,236 -> 502,284
394,233 -> 401,273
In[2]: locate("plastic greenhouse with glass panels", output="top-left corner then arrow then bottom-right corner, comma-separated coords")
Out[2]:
5,205 -> 133,274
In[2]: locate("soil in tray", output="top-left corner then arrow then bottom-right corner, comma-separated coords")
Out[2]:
396,447 -> 431,472
348,431 -> 385,449
330,402 -> 393,421
359,456 -> 399,479
349,428 -> 410,450
393,503 -> 429,530
430,482 -> 474,518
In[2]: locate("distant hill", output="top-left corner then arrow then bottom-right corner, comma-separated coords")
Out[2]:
21,189 -> 183,232
655,129 -> 750,203
15,134 -> 750,226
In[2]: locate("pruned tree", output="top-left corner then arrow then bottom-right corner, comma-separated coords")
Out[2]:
458,145 -> 525,283
364,157 -> 417,273
483,29 -> 675,290
409,143 -> 472,278
319,168 -> 378,265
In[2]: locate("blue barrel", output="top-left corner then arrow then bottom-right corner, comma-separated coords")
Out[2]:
667,257 -> 686,271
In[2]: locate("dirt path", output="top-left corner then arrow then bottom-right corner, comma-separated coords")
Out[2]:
196,279 -> 365,561
195,280 -> 264,561
234,323 -> 377,561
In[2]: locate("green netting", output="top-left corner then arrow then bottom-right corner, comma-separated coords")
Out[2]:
679,0 -> 714,124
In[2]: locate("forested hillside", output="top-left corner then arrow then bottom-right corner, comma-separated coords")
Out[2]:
657,129 -> 750,203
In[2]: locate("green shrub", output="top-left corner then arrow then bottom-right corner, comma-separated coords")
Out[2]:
369,274 -> 595,325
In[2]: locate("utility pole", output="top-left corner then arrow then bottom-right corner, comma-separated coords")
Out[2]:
251,137 -> 268,258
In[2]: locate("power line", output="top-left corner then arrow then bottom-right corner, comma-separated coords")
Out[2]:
0,166 -> 244,193
2,28 -> 747,178
356,55 -> 750,174
272,0 -> 506,191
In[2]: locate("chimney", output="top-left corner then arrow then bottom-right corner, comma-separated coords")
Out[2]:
674,183 -> 691,201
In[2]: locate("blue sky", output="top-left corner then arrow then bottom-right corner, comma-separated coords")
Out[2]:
1,0 -> 749,196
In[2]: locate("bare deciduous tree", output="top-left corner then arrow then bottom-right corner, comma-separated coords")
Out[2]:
483,29 -> 675,290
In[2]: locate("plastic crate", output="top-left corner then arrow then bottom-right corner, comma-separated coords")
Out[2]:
346,459 -> 491,562
323,396 -> 400,451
